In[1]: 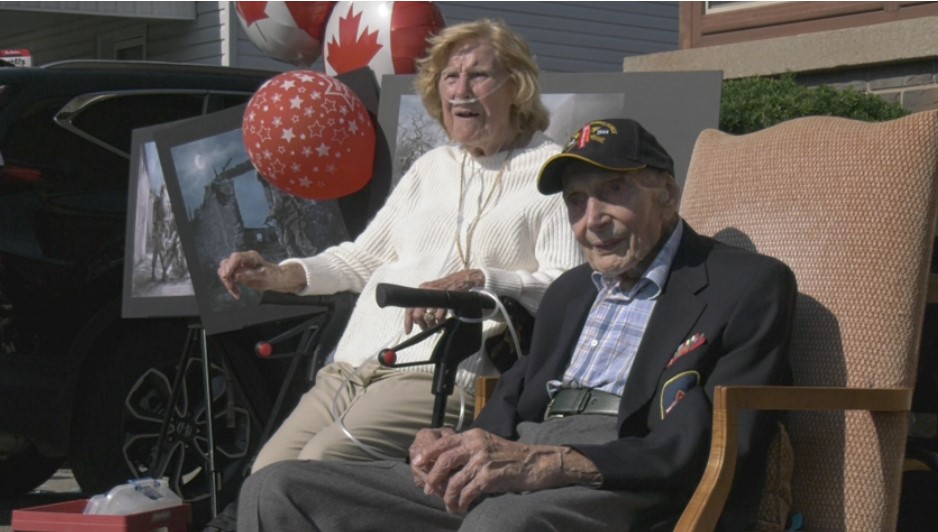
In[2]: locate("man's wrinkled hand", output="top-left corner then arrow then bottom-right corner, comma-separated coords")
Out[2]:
419,428 -> 566,514
409,427 -> 457,488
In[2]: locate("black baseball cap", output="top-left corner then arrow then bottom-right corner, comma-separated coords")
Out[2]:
537,118 -> 675,194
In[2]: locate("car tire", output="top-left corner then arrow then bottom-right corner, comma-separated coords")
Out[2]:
68,317 -> 262,526
0,443 -> 63,497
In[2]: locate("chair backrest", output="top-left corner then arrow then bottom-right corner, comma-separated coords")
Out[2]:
679,111 -> 938,530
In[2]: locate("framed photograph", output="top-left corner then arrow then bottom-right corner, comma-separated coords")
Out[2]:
377,71 -> 724,189
155,104 -> 352,335
122,123 -> 199,319
323,67 -> 391,239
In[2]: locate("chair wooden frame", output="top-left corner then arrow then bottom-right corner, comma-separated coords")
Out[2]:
673,111 -> 938,531
675,385 -> 914,530
474,376 -> 499,419
678,274 -> 938,530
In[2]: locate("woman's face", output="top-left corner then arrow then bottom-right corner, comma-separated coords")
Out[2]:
438,39 -> 516,157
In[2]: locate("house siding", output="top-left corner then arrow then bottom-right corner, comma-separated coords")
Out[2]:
0,1 -> 195,20
0,10 -> 147,63
146,3 -> 226,64
0,1 -> 678,72
440,1 -> 679,72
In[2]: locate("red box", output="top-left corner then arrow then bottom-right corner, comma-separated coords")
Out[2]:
11,499 -> 191,532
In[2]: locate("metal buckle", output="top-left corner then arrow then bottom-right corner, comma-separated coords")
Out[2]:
545,388 -> 591,419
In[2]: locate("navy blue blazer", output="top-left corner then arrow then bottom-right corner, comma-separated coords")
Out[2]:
473,223 -> 797,513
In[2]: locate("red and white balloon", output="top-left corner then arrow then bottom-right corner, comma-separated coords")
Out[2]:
235,1 -> 336,67
323,1 -> 444,85
242,70 -> 375,200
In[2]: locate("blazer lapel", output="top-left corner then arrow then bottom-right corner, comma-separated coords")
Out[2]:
617,228 -> 710,424
542,268 -> 596,378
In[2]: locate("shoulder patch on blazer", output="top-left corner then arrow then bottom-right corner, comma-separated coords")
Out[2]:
660,371 -> 700,419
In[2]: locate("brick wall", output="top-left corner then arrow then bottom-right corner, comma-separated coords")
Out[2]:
622,17 -> 938,115
797,59 -> 938,114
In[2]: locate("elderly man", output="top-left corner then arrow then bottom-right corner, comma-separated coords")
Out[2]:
237,118 -> 798,531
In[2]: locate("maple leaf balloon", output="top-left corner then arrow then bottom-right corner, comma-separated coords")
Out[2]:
236,1 -> 336,67
323,1 -> 445,86
242,70 -> 376,200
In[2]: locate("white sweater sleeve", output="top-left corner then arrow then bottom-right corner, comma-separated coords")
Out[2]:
281,163 -> 422,296
480,192 -> 581,314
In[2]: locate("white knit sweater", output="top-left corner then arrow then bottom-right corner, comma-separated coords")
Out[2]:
282,132 -> 583,392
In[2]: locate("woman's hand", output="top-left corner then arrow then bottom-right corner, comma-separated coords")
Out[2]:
404,269 -> 486,333
217,250 -> 306,299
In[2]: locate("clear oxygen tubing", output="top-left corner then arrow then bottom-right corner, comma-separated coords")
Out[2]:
445,78 -> 507,105
332,287 -> 521,461
332,365 -> 468,462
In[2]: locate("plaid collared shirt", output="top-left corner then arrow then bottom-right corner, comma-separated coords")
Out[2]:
548,221 -> 683,397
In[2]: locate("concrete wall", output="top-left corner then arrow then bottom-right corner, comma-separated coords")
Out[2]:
621,16 -> 938,113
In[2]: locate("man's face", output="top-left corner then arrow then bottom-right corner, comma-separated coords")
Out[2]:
561,165 -> 678,279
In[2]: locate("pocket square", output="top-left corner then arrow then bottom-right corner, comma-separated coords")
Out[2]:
667,332 -> 707,367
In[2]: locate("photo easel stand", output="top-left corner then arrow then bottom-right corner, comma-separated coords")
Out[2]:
149,319 -> 220,518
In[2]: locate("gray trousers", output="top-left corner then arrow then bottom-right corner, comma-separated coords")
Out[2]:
238,416 -> 684,531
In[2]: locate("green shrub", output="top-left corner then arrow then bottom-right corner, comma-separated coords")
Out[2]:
719,72 -> 909,134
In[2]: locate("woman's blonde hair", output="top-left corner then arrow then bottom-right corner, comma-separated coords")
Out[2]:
414,19 -> 550,135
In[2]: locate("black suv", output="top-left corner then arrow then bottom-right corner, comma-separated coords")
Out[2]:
0,60 -> 279,503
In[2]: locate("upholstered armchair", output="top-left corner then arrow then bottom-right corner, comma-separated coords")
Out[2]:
675,111 -> 938,530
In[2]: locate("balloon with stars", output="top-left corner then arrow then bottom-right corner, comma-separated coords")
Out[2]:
242,70 -> 375,200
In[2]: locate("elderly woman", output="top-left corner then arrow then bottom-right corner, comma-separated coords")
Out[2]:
217,19 -> 580,471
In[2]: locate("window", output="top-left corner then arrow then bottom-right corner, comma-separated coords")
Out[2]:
97,27 -> 147,60
114,38 -> 145,61
683,1 -> 938,48
704,1 -> 776,14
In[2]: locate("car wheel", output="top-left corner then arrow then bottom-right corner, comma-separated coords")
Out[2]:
68,318 -> 261,526
0,442 -> 63,497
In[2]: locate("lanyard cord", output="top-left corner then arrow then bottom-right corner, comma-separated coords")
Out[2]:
455,149 -> 512,269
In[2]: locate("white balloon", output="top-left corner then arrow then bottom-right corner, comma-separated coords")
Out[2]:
322,1 -> 397,85
237,2 -> 324,67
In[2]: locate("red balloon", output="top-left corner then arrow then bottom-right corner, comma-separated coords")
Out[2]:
389,2 -> 445,75
322,1 -> 444,85
242,71 -> 375,200
236,1 -> 336,67
286,2 -> 336,37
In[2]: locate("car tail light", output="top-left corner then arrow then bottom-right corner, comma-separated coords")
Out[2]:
1,164 -> 42,184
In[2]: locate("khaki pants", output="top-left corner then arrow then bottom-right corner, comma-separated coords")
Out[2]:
251,360 -> 474,472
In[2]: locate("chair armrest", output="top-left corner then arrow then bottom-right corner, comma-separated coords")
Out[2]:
675,385 -> 913,532
474,376 -> 500,418
259,290 -> 351,309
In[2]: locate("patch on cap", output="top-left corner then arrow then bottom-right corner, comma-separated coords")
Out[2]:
571,120 -> 618,151
537,118 -> 675,195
